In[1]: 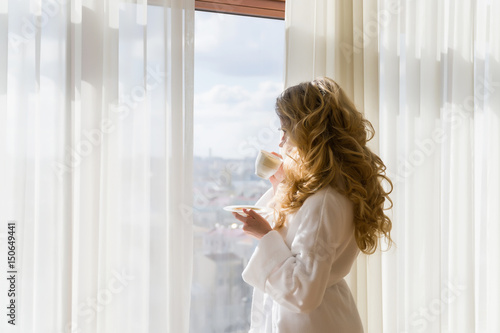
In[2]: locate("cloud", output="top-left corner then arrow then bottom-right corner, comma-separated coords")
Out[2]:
194,81 -> 284,158
194,11 -> 285,78
193,12 -> 285,158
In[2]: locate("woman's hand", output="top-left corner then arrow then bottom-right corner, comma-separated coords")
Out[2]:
269,152 -> 285,194
232,209 -> 273,239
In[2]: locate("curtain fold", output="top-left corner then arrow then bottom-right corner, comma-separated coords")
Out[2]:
0,1 -> 194,332
284,0 -> 500,332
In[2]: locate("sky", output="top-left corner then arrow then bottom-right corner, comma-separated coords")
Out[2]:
5,5 -> 285,160
193,11 -> 286,159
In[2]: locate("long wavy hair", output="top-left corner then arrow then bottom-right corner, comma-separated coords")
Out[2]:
274,77 -> 393,254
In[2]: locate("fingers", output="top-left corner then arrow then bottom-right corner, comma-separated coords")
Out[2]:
232,209 -> 257,221
232,209 -> 264,224
269,175 -> 278,186
276,164 -> 284,176
232,209 -> 272,239
270,164 -> 285,184
244,208 -> 260,219
271,151 -> 283,159
232,212 -> 248,223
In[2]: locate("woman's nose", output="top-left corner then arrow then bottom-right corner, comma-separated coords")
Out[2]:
278,129 -> 286,147
279,136 -> 285,148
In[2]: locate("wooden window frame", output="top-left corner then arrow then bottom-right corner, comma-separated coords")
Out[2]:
195,0 -> 285,20
148,0 -> 285,20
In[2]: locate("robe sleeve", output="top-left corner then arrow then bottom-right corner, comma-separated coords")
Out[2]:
254,187 -> 274,209
242,188 -> 354,314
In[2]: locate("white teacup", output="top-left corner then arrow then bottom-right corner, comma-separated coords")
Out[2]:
255,150 -> 282,179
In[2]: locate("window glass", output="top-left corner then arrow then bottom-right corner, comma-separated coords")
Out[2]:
191,11 -> 285,333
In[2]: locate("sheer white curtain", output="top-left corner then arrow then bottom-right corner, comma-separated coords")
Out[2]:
0,1 -> 194,332
285,0 -> 500,332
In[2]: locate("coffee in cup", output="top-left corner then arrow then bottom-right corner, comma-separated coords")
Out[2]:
255,150 -> 282,179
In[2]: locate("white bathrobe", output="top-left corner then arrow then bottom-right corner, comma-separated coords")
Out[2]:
242,186 -> 364,333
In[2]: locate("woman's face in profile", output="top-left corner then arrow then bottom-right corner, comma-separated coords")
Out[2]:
279,126 -> 287,148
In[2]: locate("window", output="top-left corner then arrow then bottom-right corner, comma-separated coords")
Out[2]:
190,10 -> 285,332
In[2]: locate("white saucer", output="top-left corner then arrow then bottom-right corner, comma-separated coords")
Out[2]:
223,205 -> 273,215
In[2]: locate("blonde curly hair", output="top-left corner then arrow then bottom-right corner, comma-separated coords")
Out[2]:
274,77 -> 393,254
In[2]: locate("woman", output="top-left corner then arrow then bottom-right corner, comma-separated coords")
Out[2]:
232,77 -> 393,332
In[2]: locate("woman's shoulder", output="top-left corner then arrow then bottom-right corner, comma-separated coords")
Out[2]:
292,185 -> 354,240
302,185 -> 352,212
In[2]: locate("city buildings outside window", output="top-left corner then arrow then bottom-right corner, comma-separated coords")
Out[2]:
190,11 -> 285,333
